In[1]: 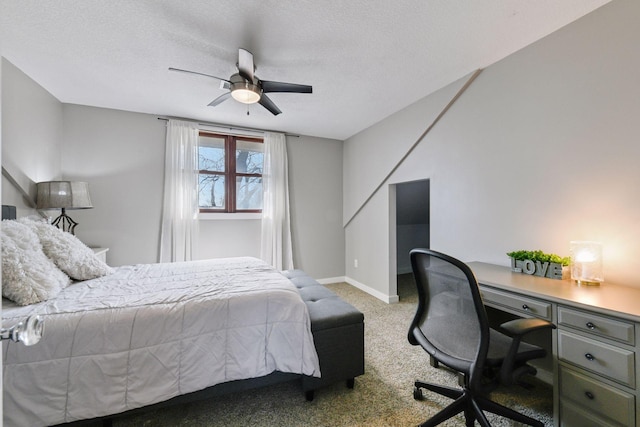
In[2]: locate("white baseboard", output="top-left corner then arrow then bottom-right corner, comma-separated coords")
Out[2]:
316,276 -> 398,304
316,276 -> 346,285
344,276 -> 399,304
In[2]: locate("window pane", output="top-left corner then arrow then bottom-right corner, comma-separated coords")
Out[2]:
199,135 -> 225,172
236,140 -> 263,174
199,174 -> 225,209
236,176 -> 262,210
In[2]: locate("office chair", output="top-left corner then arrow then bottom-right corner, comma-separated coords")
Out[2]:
408,248 -> 555,427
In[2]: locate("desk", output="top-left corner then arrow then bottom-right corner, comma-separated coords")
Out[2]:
469,262 -> 640,427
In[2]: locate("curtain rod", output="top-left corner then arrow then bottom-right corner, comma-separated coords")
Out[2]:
156,117 -> 299,137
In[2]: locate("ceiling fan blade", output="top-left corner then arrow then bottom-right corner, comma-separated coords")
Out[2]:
237,48 -> 255,82
208,92 -> 232,107
168,67 -> 230,84
258,94 -> 282,116
261,80 -> 313,94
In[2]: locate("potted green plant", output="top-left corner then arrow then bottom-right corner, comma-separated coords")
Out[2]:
507,250 -> 570,280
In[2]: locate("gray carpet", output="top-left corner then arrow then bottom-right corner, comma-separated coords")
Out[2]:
107,275 -> 552,426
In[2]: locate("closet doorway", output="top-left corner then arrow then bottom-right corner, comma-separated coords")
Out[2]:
395,179 -> 430,300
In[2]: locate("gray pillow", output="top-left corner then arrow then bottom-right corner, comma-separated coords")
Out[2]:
18,218 -> 114,281
1,220 -> 70,305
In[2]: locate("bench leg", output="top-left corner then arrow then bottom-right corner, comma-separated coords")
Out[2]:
305,378 -> 355,401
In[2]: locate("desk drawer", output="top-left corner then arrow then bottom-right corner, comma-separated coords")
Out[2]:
559,306 -> 634,345
558,330 -> 635,387
560,366 -> 635,426
480,287 -> 551,320
560,400 -> 624,427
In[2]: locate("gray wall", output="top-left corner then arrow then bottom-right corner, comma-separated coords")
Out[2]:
60,105 -> 166,266
344,0 -> 640,300
288,135 -> 345,279
1,58 -> 63,216
0,67 -> 344,279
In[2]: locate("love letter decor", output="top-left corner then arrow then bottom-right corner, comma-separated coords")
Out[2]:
507,250 -> 570,280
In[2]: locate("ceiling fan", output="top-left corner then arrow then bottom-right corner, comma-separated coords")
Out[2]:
169,48 -> 312,116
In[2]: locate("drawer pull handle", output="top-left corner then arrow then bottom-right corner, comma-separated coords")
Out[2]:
522,304 -> 530,311
585,391 -> 595,400
585,322 -> 596,330
585,353 -> 596,361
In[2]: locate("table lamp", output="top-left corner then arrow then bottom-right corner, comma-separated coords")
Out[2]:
36,181 -> 93,235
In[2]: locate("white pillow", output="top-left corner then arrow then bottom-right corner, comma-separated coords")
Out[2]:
18,218 -> 114,281
1,220 -> 71,306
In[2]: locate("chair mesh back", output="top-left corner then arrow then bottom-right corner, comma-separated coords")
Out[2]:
411,250 -> 485,368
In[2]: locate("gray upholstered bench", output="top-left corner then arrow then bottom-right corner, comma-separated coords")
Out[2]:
282,270 -> 365,401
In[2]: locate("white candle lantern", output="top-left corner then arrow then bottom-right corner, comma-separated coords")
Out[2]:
570,241 -> 603,286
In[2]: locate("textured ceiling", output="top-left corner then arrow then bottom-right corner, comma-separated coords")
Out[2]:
0,0 -> 609,140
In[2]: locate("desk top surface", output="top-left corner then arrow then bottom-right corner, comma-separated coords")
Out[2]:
468,262 -> 640,322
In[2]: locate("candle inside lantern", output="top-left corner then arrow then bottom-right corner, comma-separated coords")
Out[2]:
570,241 -> 603,286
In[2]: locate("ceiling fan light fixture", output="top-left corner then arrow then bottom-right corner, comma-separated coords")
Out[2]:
231,83 -> 261,104
172,50 -> 311,115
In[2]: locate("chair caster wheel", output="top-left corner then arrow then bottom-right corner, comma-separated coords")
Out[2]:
413,386 -> 424,401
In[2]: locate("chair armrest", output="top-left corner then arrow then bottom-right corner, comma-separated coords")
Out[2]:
500,317 -> 556,337
498,318 -> 555,386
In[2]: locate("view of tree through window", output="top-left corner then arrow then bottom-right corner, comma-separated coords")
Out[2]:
198,132 -> 263,212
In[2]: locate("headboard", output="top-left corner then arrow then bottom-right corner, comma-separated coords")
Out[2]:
2,205 -> 17,220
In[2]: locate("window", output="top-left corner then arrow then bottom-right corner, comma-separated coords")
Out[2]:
198,132 -> 264,213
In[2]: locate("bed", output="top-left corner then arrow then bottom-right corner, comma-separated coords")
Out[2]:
1,217 -> 320,427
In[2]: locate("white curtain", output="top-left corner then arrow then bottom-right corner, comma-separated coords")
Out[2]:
159,120 -> 199,263
260,132 -> 294,270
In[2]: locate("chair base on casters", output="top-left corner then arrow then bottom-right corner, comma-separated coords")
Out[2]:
413,380 -> 543,427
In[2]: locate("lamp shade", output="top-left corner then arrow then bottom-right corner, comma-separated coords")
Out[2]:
36,181 -> 93,210
231,87 -> 261,104
230,75 -> 261,104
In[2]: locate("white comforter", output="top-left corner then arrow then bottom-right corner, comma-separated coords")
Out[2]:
2,257 -> 320,427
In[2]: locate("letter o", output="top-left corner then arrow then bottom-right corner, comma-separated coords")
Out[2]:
523,259 -> 535,275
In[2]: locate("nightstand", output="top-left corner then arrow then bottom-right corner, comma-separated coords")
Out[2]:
91,247 -> 109,264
